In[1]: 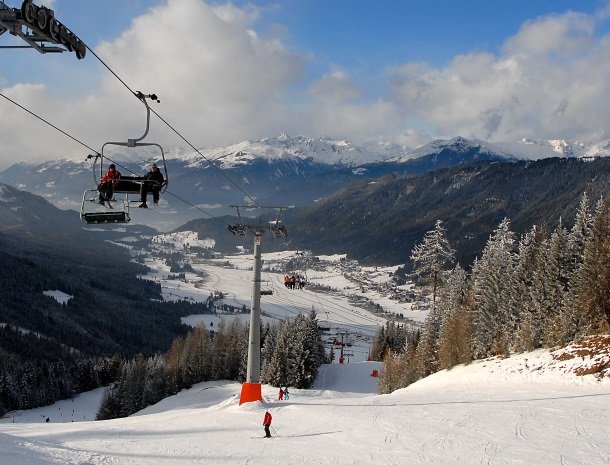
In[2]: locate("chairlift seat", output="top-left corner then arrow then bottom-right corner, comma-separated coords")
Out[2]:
260,289 -> 273,296
112,176 -> 145,194
81,211 -> 130,224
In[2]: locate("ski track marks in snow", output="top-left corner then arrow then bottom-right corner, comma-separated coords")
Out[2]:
2,346 -> 610,464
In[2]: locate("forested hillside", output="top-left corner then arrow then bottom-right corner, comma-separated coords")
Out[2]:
376,194 -> 610,393
0,186 -> 207,415
285,157 -> 610,266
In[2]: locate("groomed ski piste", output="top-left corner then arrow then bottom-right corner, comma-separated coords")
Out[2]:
1,340 -> 609,465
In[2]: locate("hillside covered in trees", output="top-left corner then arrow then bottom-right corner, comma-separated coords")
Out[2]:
0,185 -> 211,415
97,312 -> 327,419
376,194 -> 610,392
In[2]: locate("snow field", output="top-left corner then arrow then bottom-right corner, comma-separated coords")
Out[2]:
1,355 -> 609,465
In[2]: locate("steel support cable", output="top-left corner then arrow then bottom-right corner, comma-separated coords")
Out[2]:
268,270 -> 386,327
263,272 -> 380,336
0,91 -> 98,154
0,91 -> 216,219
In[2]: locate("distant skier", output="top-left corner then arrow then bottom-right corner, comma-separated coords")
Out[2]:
263,410 -> 272,438
45,417 -> 50,423
278,388 -> 284,400
284,387 -> 289,400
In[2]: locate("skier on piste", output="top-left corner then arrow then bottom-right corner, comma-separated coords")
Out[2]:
263,410 -> 272,438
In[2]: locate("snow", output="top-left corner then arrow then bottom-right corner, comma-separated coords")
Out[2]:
151,231 -> 215,250
4,241 -> 604,463
179,134 -> 386,168
42,290 -> 72,305
1,344 -> 609,465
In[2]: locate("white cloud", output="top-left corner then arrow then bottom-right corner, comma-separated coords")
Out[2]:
308,70 -> 362,104
389,10 -> 610,144
3,4 -> 610,169
0,0 -> 306,168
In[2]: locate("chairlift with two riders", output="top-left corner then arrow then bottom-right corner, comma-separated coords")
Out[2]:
80,92 -> 168,224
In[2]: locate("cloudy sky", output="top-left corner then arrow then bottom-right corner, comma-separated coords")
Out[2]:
1,0 -> 610,168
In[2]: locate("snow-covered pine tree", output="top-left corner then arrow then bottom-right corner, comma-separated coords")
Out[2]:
298,310 -> 327,388
512,226 -> 546,351
260,323 -> 278,384
437,265 -> 472,369
561,194 -> 593,341
471,218 -> 516,358
287,314 -> 308,388
265,320 -> 290,387
142,355 -> 169,407
416,299 -> 445,377
540,222 -> 571,347
410,219 -> 455,309
570,199 -> 610,334
118,355 -> 147,417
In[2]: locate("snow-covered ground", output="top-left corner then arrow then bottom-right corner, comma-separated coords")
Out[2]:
1,342 -> 609,465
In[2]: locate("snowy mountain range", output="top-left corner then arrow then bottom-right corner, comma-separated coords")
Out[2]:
2,134 -> 610,230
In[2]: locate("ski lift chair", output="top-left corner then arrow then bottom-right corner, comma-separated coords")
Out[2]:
80,92 -> 168,224
80,189 -> 130,224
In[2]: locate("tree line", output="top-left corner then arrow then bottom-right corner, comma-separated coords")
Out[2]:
97,311 -> 326,420
376,193 -> 610,393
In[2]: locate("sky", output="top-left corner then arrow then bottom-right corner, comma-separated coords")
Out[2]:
2,0 -> 610,169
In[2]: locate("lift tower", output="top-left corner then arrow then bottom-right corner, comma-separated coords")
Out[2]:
228,205 -> 288,405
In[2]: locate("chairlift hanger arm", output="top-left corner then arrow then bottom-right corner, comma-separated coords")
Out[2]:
128,90 -> 161,146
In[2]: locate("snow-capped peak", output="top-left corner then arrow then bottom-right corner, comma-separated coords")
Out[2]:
174,134 -> 388,168
387,136 -> 515,163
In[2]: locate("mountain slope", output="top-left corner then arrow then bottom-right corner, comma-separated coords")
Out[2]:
0,184 -> 193,360
284,157 -> 610,265
1,340 -> 608,465
0,136 -> 526,229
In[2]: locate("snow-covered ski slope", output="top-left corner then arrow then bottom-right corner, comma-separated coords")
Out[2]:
1,343 -> 609,465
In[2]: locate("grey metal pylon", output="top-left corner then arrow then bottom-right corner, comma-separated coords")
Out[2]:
228,205 -> 289,404
246,233 -> 263,384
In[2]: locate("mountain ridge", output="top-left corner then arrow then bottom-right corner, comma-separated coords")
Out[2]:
3,134 -> 610,230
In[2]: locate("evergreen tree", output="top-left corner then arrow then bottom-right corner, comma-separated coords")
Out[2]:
410,220 -> 455,309
437,266 -> 472,369
562,194 -> 594,341
540,223 -> 571,347
261,324 -> 278,384
471,218 -> 516,358
266,321 -> 290,387
570,199 -> 610,334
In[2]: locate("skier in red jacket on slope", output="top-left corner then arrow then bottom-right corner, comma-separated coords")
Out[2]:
263,410 -> 272,438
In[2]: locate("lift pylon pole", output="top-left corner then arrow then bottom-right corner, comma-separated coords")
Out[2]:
227,205 -> 289,405
240,233 -> 263,404
248,232 -> 263,383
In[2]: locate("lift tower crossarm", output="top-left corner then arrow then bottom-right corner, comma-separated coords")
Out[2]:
0,1 -> 86,59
